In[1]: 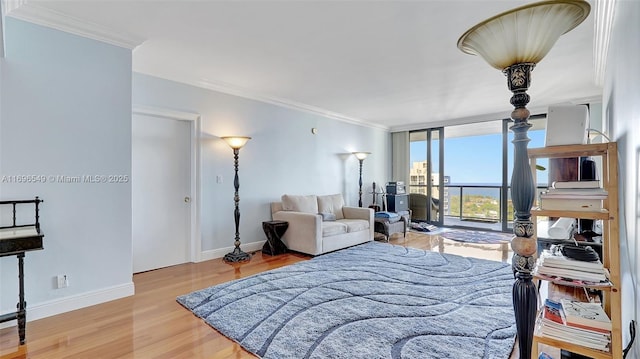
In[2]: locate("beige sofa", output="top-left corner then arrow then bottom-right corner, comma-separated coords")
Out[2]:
270,194 -> 374,255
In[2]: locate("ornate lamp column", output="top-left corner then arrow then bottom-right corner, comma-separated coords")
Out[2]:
457,1 -> 590,358
221,136 -> 252,262
352,152 -> 370,207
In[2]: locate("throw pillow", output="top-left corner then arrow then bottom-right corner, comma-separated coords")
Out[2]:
317,194 -> 345,220
281,194 -> 318,214
319,212 -> 336,221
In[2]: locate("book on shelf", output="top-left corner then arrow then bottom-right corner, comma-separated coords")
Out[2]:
539,197 -> 603,211
542,298 -> 565,324
544,187 -> 608,196
538,323 -> 610,351
537,300 -> 611,351
540,192 -> 607,200
538,248 -> 604,272
561,299 -> 612,332
552,180 -> 601,189
535,265 -> 607,283
533,271 -> 612,288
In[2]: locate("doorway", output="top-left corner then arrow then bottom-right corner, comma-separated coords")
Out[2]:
132,112 -> 193,273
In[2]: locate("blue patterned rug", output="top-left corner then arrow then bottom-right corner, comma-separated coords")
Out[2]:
440,229 -> 513,244
177,242 -> 516,359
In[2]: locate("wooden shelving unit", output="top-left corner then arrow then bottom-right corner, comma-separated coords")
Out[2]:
528,142 -> 622,359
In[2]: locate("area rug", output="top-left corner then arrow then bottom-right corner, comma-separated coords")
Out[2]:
177,242 -> 517,359
439,229 -> 513,245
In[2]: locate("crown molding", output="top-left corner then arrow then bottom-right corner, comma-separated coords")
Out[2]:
135,69 -> 389,131
3,0 -> 144,49
594,0 -> 616,86
194,78 -> 390,131
389,96 -> 603,133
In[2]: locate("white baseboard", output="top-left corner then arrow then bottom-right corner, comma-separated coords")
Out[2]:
200,240 -> 266,262
1,242 -> 265,330
0,282 -> 134,329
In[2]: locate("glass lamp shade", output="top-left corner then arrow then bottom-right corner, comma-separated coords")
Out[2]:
457,0 -> 590,70
352,152 -> 370,160
221,136 -> 251,149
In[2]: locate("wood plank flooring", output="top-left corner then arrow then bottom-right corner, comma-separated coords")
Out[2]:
1,231 -> 522,359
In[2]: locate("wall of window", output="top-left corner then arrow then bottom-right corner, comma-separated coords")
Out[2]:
409,116 -> 547,232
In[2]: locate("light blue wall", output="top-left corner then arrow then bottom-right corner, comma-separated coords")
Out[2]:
0,18 -> 133,315
133,73 -> 390,252
0,17 -> 390,320
604,1 -> 640,357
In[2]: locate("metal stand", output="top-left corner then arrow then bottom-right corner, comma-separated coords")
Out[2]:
224,148 -> 250,262
505,63 -> 538,359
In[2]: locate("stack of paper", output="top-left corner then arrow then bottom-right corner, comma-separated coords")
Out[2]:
534,247 -> 610,285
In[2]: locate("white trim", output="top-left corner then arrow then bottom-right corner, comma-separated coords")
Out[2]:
0,4 -> 4,58
135,69 -> 389,131
1,0 -> 25,14
200,240 -> 266,262
133,105 -> 199,122
389,96 -> 604,133
132,105 -> 202,264
0,282 -> 134,328
4,1 -> 144,50
594,0 -> 616,86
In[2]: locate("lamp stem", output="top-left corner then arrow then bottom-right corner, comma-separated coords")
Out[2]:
506,63 -> 537,359
224,147 -> 251,262
358,159 -> 364,207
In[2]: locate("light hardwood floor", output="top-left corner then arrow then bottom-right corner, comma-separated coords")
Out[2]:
1,232 -> 520,359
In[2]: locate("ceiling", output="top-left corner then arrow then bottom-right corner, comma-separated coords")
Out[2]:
3,0 -> 602,131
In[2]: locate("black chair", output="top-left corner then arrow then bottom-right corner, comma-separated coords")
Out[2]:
409,193 -> 439,222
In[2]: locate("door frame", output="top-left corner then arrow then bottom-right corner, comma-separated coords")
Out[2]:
132,105 -> 202,263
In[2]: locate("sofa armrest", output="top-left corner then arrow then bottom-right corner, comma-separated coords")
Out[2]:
272,211 -> 323,255
342,206 -> 373,221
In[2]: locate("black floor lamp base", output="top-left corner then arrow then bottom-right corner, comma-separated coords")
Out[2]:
223,248 -> 251,262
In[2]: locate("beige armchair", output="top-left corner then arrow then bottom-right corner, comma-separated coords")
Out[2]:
271,194 -> 373,255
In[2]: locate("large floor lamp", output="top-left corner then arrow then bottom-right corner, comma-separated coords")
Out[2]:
457,1 -> 590,358
221,136 -> 252,263
352,152 -> 370,207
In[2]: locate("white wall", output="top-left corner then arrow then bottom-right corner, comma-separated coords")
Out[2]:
0,18 -> 133,319
133,73 -> 390,253
603,1 -> 639,357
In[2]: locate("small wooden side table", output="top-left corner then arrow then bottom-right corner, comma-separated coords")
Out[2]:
262,220 -> 289,255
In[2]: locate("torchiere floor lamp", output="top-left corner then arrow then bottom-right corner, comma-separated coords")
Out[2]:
457,1 -> 590,358
221,136 -> 252,263
352,152 -> 370,207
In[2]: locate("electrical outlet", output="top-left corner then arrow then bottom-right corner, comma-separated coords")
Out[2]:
56,274 -> 68,289
216,175 -> 223,183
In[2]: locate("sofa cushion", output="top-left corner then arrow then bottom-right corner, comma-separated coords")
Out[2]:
322,221 -> 348,237
317,194 -> 345,220
281,194 -> 318,214
339,219 -> 370,233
